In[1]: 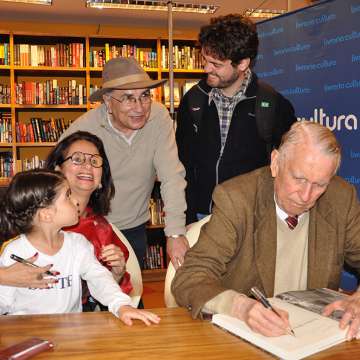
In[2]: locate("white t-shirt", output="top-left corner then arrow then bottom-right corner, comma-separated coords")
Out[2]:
0,231 -> 131,316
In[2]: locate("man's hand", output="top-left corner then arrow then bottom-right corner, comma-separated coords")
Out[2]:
231,294 -> 291,337
323,291 -> 360,340
100,244 -> 126,282
1,253 -> 58,288
118,305 -> 161,326
166,235 -> 189,270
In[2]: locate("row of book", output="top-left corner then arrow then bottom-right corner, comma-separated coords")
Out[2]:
13,43 -> 84,68
0,152 -> 13,178
0,84 -> 11,104
89,45 -> 157,68
163,80 -> 199,106
15,117 -> 70,143
149,198 -> 165,226
15,80 -> 86,105
143,244 -> 165,270
21,155 -> 46,171
161,45 -> 203,70
0,43 -> 10,65
0,112 -> 12,143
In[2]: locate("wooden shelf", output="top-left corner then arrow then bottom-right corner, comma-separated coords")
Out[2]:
13,66 -> 86,72
162,68 -> 204,73
14,104 -> 87,109
15,142 -> 56,147
0,178 -> 10,187
0,142 -> 13,147
0,104 -> 11,108
90,67 -> 159,72
142,268 -> 166,282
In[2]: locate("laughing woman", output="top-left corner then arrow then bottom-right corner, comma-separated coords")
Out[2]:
45,131 -> 132,310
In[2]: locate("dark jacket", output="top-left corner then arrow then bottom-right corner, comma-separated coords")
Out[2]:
176,74 -> 296,224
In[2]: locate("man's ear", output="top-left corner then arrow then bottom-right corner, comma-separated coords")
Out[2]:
103,95 -> 112,114
54,165 -> 61,171
270,149 -> 280,178
236,58 -> 251,72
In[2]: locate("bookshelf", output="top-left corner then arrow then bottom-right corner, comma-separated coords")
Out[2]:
0,32 -> 204,184
0,31 -> 202,280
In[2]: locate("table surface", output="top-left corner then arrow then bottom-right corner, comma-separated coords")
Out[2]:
1,307 -> 359,359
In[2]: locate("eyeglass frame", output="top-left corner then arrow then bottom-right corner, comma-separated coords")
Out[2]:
109,90 -> 152,107
61,151 -> 104,168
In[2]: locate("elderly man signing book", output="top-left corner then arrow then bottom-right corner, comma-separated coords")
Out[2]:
173,121 -> 360,341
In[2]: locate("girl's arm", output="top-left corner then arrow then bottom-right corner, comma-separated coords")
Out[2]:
77,234 -> 160,325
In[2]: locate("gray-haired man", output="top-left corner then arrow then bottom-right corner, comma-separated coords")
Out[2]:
62,57 -> 189,269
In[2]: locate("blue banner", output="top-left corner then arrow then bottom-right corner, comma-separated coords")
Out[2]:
254,0 -> 360,189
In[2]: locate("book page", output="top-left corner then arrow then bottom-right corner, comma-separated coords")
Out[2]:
276,288 -> 346,320
212,298 -> 346,360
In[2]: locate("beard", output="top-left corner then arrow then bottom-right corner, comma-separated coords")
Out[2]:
206,70 -> 240,89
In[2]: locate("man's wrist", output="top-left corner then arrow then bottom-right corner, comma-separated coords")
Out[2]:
168,234 -> 185,239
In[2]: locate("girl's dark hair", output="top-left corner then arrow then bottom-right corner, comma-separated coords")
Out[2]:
199,14 -> 259,66
0,169 -> 65,242
45,131 -> 115,216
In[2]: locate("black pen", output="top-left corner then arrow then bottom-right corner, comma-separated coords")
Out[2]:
250,286 -> 296,337
10,254 -> 54,276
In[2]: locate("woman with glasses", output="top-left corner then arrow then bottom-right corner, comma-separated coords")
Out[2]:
45,131 -> 132,310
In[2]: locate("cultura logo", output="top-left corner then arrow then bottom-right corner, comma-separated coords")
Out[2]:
297,108 -> 358,130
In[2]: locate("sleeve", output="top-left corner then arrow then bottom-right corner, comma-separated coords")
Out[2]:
272,94 -> 297,148
153,107 -> 187,236
342,184 -> 360,271
176,92 -> 198,224
172,183 -> 244,318
203,289 -> 238,315
76,234 -> 132,317
0,246 -> 17,314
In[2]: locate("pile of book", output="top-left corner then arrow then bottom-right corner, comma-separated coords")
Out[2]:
15,117 -> 70,143
13,43 -> 84,67
0,112 -> 12,143
143,244 -> 165,270
0,43 -> 10,65
15,80 -> 86,105
0,152 -> 13,179
90,45 -> 157,69
161,45 -> 202,70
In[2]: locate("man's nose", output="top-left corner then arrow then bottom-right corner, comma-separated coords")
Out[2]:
299,183 -> 313,203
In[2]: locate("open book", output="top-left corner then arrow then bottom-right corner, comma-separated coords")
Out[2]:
212,289 -> 347,360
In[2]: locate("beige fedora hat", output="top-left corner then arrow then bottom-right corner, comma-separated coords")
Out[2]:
89,57 -> 166,102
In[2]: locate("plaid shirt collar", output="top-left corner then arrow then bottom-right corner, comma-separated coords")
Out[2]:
208,69 -> 252,150
208,68 -> 252,106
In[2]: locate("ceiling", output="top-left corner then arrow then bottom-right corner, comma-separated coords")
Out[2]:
0,0 -> 312,30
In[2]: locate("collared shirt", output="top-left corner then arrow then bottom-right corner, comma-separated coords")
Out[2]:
208,68 -> 252,150
275,199 -> 305,225
106,111 -> 138,145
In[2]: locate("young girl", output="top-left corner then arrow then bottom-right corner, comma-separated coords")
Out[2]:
0,169 -> 159,326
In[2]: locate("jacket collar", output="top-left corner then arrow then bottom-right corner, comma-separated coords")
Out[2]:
253,168 -> 277,297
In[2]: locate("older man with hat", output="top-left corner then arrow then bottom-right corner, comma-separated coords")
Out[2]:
61,57 -> 189,269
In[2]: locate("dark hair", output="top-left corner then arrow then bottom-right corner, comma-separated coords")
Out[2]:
45,131 -> 115,216
199,14 -> 259,66
0,169 -> 65,241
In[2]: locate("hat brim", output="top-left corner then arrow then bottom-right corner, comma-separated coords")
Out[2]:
89,78 -> 167,102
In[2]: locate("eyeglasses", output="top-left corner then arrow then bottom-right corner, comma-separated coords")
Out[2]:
110,91 -> 152,107
62,151 -> 103,168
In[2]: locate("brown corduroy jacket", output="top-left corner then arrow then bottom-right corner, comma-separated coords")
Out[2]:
172,167 -> 360,318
